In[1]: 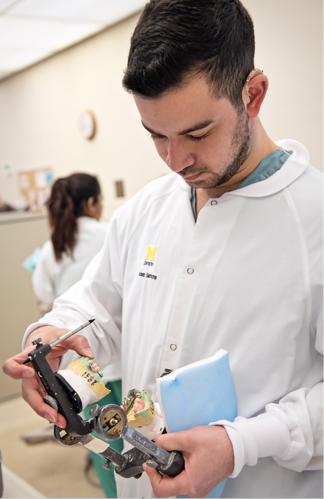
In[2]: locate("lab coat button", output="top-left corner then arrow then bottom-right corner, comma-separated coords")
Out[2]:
170,344 -> 177,351
211,200 -> 218,205
187,268 -> 194,275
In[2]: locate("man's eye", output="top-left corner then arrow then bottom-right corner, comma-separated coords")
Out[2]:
150,134 -> 165,140
189,132 -> 209,142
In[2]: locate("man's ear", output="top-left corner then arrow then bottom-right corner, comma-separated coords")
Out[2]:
243,75 -> 269,119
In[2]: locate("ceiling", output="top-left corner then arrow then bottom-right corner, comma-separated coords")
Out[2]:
0,0 -> 146,81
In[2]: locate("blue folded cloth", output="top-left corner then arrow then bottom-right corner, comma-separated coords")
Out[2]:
22,247 -> 42,274
156,349 -> 237,498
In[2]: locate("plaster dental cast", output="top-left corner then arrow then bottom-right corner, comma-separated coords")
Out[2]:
57,357 -> 110,410
3,1 -> 323,498
57,358 -> 165,440
122,389 -> 165,440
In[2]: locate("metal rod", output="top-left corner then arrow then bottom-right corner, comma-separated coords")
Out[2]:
23,319 -> 95,366
122,426 -> 170,465
50,319 -> 95,348
78,434 -> 126,468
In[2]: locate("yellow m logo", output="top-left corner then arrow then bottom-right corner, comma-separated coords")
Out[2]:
145,246 -> 158,262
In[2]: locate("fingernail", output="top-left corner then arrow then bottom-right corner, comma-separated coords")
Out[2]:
146,460 -> 158,469
45,413 -> 56,423
85,348 -> 94,357
22,371 -> 34,378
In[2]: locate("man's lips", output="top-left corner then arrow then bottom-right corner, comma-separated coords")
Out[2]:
180,172 -> 203,181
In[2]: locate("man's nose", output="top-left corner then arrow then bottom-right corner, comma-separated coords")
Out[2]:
165,139 -> 195,173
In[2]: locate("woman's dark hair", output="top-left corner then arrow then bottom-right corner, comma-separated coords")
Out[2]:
47,173 -> 101,262
123,0 -> 255,110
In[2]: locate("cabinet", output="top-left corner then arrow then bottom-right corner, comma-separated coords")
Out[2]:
0,213 -> 49,401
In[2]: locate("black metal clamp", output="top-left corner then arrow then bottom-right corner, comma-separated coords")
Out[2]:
24,340 -> 184,480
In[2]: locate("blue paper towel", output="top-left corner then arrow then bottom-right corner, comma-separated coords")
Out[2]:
156,349 -> 237,498
22,247 -> 42,274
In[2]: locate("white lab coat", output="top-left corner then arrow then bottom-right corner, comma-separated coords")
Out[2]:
32,216 -> 109,305
24,140 -> 323,498
32,216 -> 121,382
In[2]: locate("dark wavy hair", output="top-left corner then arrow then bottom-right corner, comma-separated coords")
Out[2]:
123,0 -> 255,109
47,173 -> 101,262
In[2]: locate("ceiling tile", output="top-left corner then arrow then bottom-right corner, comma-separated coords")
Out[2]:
0,0 -> 146,79
0,16 -> 102,50
0,0 -> 18,14
0,48 -> 49,70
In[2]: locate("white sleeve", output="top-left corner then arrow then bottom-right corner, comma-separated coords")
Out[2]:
32,244 -> 55,306
212,314 -> 323,477
213,382 -> 323,477
23,218 -> 123,369
212,190 -> 323,477
213,254 -> 324,478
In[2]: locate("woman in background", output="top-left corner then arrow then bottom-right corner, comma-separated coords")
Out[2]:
33,172 -> 122,498
33,173 -> 106,305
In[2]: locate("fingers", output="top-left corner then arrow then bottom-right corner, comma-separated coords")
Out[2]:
155,429 -> 193,453
22,377 -> 66,427
64,334 -> 94,358
25,326 -> 66,349
147,427 -> 234,498
2,341 -> 61,381
143,465 -> 164,490
91,363 -> 99,373
26,326 -> 94,359
3,351 -> 36,380
49,333 -> 94,360
143,463 -> 187,498
3,328 -> 94,384
3,326 -> 90,433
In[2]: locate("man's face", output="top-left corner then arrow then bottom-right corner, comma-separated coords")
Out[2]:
134,77 -> 252,189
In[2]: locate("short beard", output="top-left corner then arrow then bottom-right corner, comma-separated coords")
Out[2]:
181,111 -> 252,189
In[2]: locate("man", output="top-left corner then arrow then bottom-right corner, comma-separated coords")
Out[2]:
3,0 -> 322,497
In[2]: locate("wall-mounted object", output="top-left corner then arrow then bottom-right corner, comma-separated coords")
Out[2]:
17,167 -> 53,212
78,110 -> 96,140
115,180 -> 125,198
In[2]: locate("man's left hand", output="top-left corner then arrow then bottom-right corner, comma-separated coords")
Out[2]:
143,425 -> 234,498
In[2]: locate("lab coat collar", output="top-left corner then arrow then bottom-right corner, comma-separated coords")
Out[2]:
77,216 -> 100,226
176,139 -> 310,200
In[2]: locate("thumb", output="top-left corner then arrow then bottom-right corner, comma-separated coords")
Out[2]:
143,463 -> 164,483
155,430 -> 192,453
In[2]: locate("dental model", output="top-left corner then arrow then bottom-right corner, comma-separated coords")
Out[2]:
56,356 -> 110,411
122,389 -> 165,440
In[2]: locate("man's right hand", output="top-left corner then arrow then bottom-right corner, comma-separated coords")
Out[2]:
2,326 -> 94,427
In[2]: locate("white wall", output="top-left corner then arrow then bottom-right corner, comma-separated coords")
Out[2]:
244,0 -> 323,170
0,0 -> 322,220
0,13 -> 170,220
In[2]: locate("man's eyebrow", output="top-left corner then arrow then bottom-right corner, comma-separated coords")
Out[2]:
178,120 -> 214,135
141,120 -> 214,137
141,122 -> 164,136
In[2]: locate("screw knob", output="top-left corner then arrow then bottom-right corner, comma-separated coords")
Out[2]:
89,404 -> 101,417
32,338 -> 42,346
